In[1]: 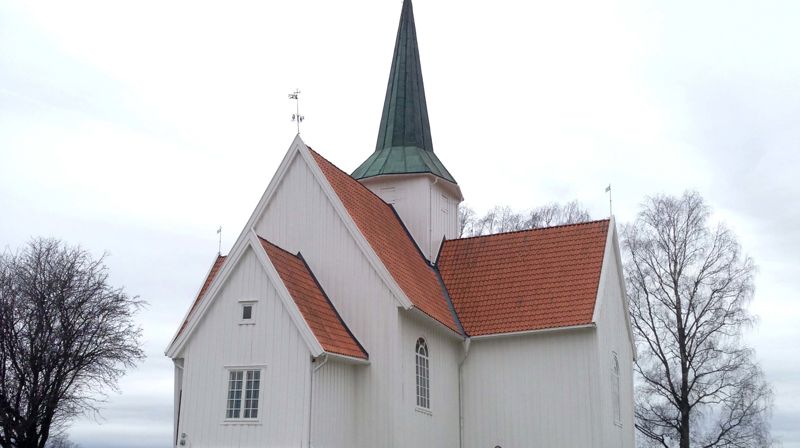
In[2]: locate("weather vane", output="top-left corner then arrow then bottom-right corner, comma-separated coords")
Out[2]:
605,184 -> 613,217
288,89 -> 304,134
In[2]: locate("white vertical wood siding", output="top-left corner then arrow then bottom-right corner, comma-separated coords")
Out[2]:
360,175 -> 459,261
311,361 -> 357,448
177,247 -> 312,447
461,329 -> 602,448
594,239 -> 636,448
254,153 -> 403,447
396,312 -> 461,447
429,181 -> 459,257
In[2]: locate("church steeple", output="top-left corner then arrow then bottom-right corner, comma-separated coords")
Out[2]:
352,0 -> 456,184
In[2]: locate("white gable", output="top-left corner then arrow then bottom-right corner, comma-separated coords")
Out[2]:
176,245 -> 312,447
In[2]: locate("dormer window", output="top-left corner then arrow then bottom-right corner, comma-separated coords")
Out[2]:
239,300 -> 256,324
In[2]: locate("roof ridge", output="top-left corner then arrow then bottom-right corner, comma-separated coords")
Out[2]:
450,218 -> 610,243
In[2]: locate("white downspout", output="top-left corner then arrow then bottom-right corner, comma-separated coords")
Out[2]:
308,354 -> 329,447
458,337 -> 471,448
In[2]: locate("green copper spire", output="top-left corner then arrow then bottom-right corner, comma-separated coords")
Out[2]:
352,0 -> 456,183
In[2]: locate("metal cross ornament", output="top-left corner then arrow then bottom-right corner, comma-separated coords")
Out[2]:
288,89 -> 304,134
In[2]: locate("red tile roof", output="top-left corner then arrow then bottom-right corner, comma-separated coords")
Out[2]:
173,255 -> 226,342
260,237 -> 368,360
308,148 -> 460,333
437,220 -> 610,336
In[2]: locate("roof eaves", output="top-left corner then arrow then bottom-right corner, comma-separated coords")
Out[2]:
470,323 -> 597,340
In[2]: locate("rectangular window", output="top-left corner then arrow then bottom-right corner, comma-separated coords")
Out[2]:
239,301 -> 256,324
226,369 -> 260,420
242,304 -> 253,320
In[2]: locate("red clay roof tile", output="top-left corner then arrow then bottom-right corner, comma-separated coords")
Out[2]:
308,148 -> 460,333
438,220 -> 609,336
260,237 -> 368,360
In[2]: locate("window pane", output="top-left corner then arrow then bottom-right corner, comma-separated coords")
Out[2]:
226,370 -> 244,419
242,305 -> 253,320
242,369 -> 260,419
416,339 -> 430,409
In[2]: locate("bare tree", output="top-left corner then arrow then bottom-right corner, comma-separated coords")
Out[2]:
44,435 -> 77,448
0,239 -> 144,448
459,200 -> 592,237
622,192 -> 773,448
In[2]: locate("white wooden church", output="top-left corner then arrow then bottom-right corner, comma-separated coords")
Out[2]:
165,1 -> 635,446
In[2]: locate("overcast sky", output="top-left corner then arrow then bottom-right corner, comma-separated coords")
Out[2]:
1,0 -> 798,446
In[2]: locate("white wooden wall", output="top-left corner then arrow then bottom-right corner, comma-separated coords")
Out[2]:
594,232 -> 636,448
461,329 -> 602,448
254,153 -> 404,447
396,311 -> 461,447
177,247 -> 312,447
360,174 -> 459,261
310,361 -> 357,448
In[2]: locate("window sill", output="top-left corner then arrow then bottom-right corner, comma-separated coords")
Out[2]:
238,322 -> 256,326
415,407 -> 433,416
222,419 -> 261,426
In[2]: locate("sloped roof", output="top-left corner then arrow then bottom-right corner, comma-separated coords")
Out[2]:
437,220 -> 610,336
351,0 -> 456,183
173,254 -> 226,341
260,238 -> 368,360
308,148 -> 460,333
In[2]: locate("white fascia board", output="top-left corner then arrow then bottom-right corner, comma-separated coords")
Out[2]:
470,323 -> 596,341
590,216 -> 636,360
612,222 -> 637,360
591,216 -> 616,324
247,231 -> 325,357
165,227 -> 252,357
164,254 -> 226,355
165,137 -> 311,358
321,352 -> 371,365
295,142 -> 414,310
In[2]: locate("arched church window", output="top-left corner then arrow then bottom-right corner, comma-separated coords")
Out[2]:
612,352 -> 621,425
415,338 -> 430,410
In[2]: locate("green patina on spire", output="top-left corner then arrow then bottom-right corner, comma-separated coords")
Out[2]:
352,0 -> 456,183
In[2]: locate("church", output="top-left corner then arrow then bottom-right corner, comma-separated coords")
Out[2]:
165,1 -> 635,446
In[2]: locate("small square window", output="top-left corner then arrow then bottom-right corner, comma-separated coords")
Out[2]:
239,301 -> 256,324
242,304 -> 253,320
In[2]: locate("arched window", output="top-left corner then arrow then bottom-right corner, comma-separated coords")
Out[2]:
415,338 -> 430,409
612,352 -> 621,424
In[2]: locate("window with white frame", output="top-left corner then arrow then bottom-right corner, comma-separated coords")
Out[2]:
612,352 -> 621,425
225,369 -> 261,419
415,338 -> 430,410
239,301 -> 255,324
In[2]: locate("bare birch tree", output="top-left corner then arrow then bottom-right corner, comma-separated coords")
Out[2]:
459,200 -> 591,237
622,192 -> 773,448
0,239 -> 144,448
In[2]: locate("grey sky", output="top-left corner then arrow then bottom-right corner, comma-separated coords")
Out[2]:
1,0 -> 798,446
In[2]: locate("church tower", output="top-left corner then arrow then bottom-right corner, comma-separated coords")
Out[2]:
352,0 -> 462,262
